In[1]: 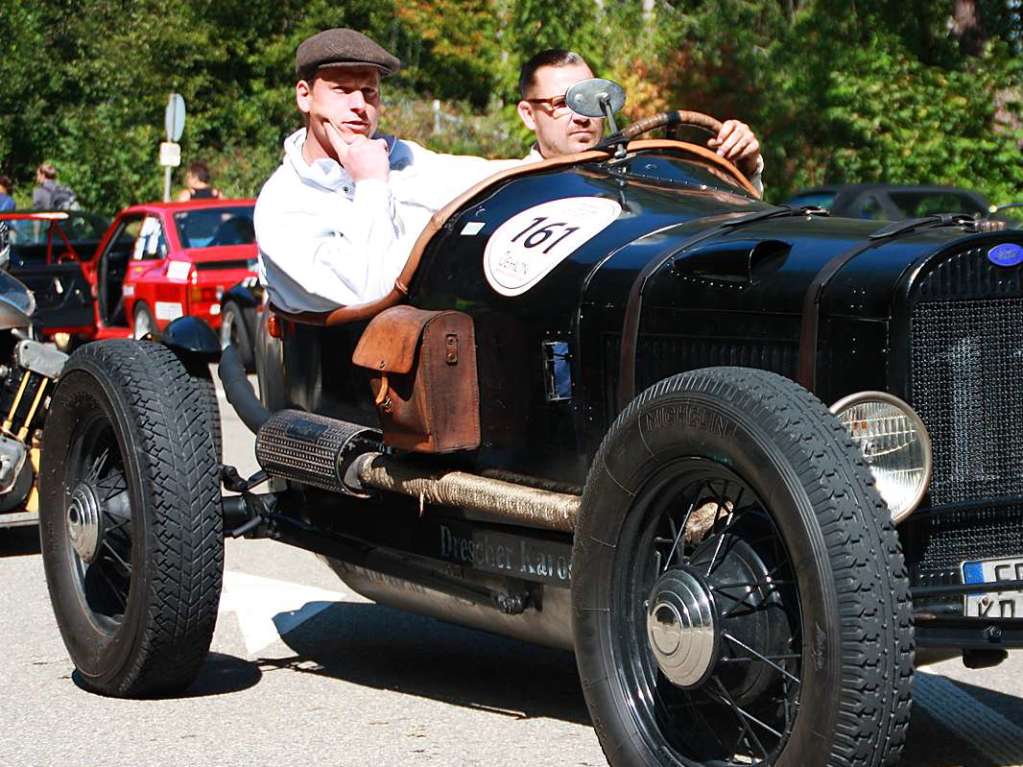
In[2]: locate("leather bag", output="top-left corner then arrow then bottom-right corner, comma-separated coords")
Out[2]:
352,305 -> 481,453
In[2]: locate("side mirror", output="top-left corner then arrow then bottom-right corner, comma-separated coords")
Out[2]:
566,78 -> 626,119
566,78 -> 626,136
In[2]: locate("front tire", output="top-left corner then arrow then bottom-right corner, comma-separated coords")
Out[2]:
573,368 -> 914,767
39,340 -> 223,697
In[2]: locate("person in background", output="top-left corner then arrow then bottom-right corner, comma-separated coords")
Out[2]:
178,161 -> 222,201
33,163 -> 78,210
516,49 -> 765,195
0,176 -> 14,212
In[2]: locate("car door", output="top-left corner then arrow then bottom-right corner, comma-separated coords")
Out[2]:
123,214 -> 171,329
90,213 -> 146,329
9,218 -> 96,336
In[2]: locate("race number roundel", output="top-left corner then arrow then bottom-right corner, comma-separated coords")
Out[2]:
483,197 -> 622,297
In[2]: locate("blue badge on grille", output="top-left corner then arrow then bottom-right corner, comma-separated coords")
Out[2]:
987,243 -> 1023,267
962,561 -> 984,584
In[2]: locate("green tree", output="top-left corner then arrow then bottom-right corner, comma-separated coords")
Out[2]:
1,0 -> 1019,212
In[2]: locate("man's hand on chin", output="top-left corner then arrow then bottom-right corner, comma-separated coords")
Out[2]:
707,119 -> 762,178
326,123 -> 390,183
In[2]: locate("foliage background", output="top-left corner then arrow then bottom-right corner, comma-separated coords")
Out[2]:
1,0 -> 1020,212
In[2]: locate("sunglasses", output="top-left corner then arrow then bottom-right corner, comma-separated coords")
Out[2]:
525,94 -> 581,118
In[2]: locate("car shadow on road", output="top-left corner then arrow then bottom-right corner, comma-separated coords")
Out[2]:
903,673 -> 1023,767
267,601 -> 591,725
71,652 -> 263,699
265,601 -> 1023,765
70,653 -> 263,698
0,525 -> 40,557
185,652 -> 264,697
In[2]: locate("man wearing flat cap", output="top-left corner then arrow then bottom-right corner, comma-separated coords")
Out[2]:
255,28 -> 514,312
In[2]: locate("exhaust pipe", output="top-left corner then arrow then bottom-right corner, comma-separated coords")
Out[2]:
253,409 -> 580,532
255,409 -> 381,496
353,453 -> 578,533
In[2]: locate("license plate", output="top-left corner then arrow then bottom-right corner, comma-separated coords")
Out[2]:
962,557 -> 1023,618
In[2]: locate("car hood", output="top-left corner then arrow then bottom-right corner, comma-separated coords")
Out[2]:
414,150 -> 1022,332
582,212 -> 1021,321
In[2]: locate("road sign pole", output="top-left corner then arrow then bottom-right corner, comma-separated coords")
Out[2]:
161,93 -> 186,202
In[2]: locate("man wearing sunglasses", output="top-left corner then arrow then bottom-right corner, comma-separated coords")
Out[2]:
517,50 -> 764,194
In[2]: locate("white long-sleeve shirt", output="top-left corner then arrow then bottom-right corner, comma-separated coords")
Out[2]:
255,129 -> 516,313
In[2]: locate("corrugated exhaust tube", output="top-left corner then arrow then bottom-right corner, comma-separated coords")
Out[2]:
253,410 -> 580,532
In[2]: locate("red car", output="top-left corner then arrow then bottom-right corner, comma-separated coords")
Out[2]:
10,200 -> 258,347
87,199 -> 258,342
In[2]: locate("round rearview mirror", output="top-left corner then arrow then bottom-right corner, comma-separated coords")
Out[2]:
565,78 -> 626,119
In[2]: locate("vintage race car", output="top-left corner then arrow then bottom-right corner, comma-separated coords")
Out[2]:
36,81 -> 1023,767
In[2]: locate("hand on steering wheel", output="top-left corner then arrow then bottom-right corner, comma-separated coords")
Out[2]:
707,120 -> 761,178
617,109 -> 762,189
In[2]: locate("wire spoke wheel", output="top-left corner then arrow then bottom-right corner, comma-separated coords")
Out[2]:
572,368 -> 914,767
618,462 -> 801,765
219,301 -> 254,371
220,304 -> 239,348
63,420 -> 133,630
132,305 -> 155,340
39,339 -> 223,697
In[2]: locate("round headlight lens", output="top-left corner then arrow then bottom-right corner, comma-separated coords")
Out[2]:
830,392 -> 932,524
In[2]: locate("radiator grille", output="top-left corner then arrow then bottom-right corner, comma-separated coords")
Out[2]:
905,504 -> 1023,585
908,242 -> 1023,507
910,297 -> 1023,505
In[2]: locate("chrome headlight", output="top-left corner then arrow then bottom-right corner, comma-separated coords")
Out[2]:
830,392 -> 932,524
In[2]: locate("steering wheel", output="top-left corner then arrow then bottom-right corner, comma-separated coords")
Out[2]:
620,109 -> 724,141
600,110 -> 756,195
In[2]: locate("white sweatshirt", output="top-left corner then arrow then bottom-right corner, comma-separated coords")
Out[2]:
255,129 -> 515,313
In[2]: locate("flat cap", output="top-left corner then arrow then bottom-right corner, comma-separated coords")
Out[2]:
296,28 -> 401,79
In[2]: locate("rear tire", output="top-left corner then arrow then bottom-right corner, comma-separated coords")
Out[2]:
573,367 -> 914,767
254,310 -> 287,412
220,302 -> 254,372
39,339 -> 223,697
132,303 -> 156,341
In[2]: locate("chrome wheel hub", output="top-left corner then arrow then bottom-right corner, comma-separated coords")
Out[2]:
68,483 -> 103,563
646,568 -> 718,688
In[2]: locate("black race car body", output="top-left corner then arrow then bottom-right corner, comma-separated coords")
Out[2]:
277,148 -> 1023,652
37,121 -> 1023,767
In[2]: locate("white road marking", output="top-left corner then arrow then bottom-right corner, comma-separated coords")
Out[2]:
218,569 -> 345,656
915,669 -> 1023,765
